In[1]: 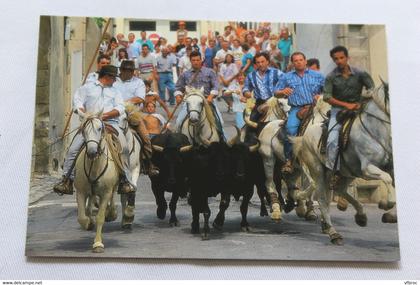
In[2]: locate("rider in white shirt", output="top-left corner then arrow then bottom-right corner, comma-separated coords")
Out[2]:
53,65 -> 137,195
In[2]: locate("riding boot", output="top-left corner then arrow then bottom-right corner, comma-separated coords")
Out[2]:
136,120 -> 159,176
53,176 -> 74,195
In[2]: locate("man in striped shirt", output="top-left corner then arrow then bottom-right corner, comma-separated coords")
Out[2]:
275,52 -> 325,173
243,52 -> 283,125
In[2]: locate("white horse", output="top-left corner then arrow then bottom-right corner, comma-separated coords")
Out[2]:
180,86 -> 220,145
258,97 -> 331,222
74,114 -> 119,253
120,121 -> 142,230
292,82 -> 395,245
74,113 -> 141,252
120,104 -> 142,230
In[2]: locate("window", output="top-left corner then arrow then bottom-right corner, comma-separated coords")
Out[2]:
349,24 -> 364,33
169,21 -> 197,32
129,21 -> 156,31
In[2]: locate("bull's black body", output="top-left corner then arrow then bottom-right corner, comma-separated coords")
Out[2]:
213,135 -> 270,232
150,133 -> 192,226
188,141 -> 231,240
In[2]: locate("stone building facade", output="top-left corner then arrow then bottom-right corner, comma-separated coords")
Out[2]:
32,16 -> 113,175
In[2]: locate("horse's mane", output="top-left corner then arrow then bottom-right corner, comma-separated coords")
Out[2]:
185,87 -> 217,130
263,97 -> 287,121
313,95 -> 330,116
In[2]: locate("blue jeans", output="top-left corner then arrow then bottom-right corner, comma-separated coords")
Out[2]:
158,72 -> 175,104
284,106 -> 301,160
326,106 -> 343,170
235,112 -> 245,129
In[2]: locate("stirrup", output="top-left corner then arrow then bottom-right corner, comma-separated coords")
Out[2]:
53,178 -> 74,195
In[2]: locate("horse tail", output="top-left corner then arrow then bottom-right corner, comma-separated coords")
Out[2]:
290,136 -> 304,160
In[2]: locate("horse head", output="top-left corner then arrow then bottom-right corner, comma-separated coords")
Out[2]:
81,110 -> 105,160
185,86 -> 205,124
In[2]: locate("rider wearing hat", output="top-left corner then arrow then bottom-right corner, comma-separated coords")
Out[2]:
113,60 -> 159,176
53,65 -> 137,195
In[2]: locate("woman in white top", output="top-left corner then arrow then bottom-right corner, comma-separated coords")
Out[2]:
219,53 -> 239,113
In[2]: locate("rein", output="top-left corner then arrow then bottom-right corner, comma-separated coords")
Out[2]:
81,117 -> 110,188
185,93 -> 215,145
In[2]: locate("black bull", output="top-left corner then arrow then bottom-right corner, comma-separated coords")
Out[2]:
188,138 -> 268,239
150,133 -> 193,227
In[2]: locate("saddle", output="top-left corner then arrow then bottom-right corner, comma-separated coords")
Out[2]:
103,131 -> 124,175
318,109 -> 358,155
104,123 -> 119,137
297,104 -> 314,136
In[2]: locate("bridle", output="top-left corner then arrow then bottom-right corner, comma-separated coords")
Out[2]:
184,92 -> 215,145
81,116 -> 106,156
185,92 -> 205,125
81,116 -> 109,186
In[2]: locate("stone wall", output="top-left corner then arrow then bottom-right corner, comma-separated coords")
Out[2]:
33,16 -> 52,174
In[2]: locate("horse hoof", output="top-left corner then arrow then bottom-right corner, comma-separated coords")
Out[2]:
105,210 -> 118,222
122,223 -> 132,230
201,234 -> 209,241
271,204 -> 282,221
85,219 -> 95,231
355,213 -> 367,227
382,212 -> 397,223
212,222 -> 223,231
378,200 -> 395,211
337,197 -> 348,211
295,202 -> 306,218
330,233 -> 344,245
92,242 -> 104,253
123,214 -> 134,224
305,211 -> 317,221
271,213 -> 282,222
191,225 -> 200,234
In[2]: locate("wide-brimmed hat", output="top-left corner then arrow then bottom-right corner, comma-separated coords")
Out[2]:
120,60 -> 136,70
99,65 -> 119,77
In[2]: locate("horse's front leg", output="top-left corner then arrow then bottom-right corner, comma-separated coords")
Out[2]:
105,192 -> 118,222
77,189 -> 94,231
93,190 -> 113,253
317,175 -> 343,245
261,148 -> 282,221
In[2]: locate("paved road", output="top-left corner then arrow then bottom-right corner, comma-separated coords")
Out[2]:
26,100 -> 400,261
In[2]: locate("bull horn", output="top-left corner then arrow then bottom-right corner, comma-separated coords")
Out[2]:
244,115 -> 258,129
227,126 -> 241,147
249,141 -> 260,152
179,145 -> 193,153
152,144 -> 164,152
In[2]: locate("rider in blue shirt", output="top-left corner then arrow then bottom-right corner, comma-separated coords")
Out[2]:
275,52 -> 325,173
